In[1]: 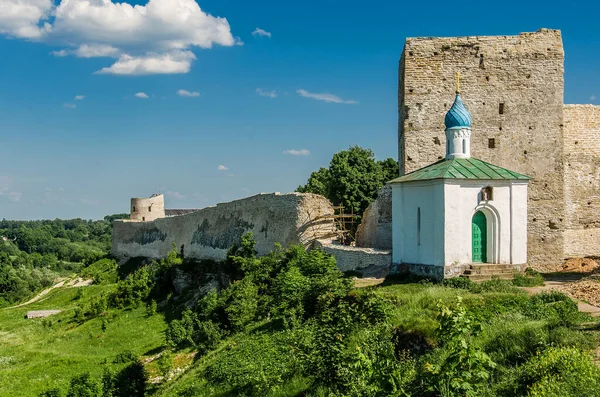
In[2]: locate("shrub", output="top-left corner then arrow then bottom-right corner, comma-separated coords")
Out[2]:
146,299 -> 157,316
222,278 -> 259,331
421,298 -> 496,397
510,347 -> 600,396
157,351 -> 174,380
512,269 -> 545,287
39,389 -> 62,397
112,361 -> 147,397
523,291 -> 581,327
66,373 -> 100,397
478,314 -> 548,366
443,276 -> 475,290
205,332 -> 302,396
113,350 -> 137,364
271,266 -> 310,327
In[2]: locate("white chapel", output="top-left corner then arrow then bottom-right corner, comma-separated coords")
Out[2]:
388,84 -> 530,279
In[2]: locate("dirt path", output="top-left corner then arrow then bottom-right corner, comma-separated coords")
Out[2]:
7,277 -> 92,309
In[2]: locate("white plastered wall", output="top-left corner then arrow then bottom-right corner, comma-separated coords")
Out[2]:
391,180 -> 445,266
443,180 -> 528,265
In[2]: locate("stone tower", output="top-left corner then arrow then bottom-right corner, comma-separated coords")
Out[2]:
398,29 -> 565,264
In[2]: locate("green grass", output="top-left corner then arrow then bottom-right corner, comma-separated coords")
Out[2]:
0,284 -> 167,397
1,274 -> 598,397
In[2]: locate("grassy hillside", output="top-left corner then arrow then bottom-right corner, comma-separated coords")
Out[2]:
0,282 -> 166,397
1,234 -> 600,397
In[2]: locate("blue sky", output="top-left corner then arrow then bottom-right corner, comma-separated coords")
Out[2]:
0,0 -> 599,220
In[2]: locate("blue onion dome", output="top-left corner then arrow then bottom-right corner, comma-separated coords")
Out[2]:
444,94 -> 472,129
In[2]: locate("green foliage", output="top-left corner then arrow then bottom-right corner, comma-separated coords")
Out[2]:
157,351 -> 174,380
296,146 -> 398,223
509,347 -> 600,397
222,278 -> 260,331
39,390 -> 62,397
512,268 -> 545,287
422,297 -> 496,397
147,300 -> 157,316
111,361 -> 148,397
205,332 -> 303,396
81,259 -> 118,285
66,373 -> 101,397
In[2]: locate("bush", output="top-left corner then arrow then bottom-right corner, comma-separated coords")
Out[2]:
66,373 -> 100,397
421,298 -> 496,397
39,389 -> 62,397
222,278 -> 259,331
509,347 -> 600,396
113,350 -> 137,364
205,332 -> 302,396
443,276 -> 475,290
512,269 -> 545,287
112,361 -> 147,397
478,314 -> 548,366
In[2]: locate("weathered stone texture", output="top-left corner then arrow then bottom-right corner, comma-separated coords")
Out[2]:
112,193 -> 336,261
563,105 -> 600,257
355,186 -> 392,250
315,239 -> 391,278
399,29 -> 565,264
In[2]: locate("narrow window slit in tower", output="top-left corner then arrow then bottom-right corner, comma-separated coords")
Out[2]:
417,207 -> 421,246
499,103 -> 505,114
488,138 -> 496,148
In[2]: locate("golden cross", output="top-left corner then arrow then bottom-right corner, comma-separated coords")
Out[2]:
455,71 -> 461,94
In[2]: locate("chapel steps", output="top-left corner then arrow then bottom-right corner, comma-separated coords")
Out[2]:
461,264 -> 520,281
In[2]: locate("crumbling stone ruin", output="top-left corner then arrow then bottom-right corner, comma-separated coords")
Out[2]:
357,28 -> 600,264
112,193 -> 337,261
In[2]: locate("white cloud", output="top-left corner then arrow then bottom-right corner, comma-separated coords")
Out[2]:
96,50 -> 195,75
0,0 -> 53,39
165,190 -> 185,200
135,92 -> 149,99
1,0 -> 239,74
217,165 -> 228,171
256,88 -> 276,98
297,89 -> 357,104
252,28 -> 271,38
177,89 -> 200,97
74,95 -> 85,100
0,176 -> 22,202
53,44 -> 120,58
591,95 -> 597,101
283,149 -> 311,156
63,103 -> 76,108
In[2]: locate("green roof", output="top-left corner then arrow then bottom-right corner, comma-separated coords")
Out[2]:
388,157 -> 531,184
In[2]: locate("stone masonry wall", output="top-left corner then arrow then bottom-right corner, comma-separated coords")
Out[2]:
398,29 -> 565,264
112,193 -> 336,261
563,105 -> 600,257
314,239 -> 391,278
355,186 -> 392,250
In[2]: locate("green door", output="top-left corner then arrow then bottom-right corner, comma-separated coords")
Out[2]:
472,211 -> 487,263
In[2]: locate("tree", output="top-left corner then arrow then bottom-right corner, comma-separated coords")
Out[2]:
297,146 -> 398,219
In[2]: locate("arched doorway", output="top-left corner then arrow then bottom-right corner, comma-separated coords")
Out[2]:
472,211 -> 487,263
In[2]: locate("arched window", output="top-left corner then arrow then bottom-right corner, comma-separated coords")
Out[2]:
481,186 -> 493,201
462,139 -> 467,154
417,207 -> 421,246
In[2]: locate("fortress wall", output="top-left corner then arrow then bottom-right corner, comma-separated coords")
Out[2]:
112,193 -> 336,261
355,186 -> 392,250
563,105 -> 600,257
399,29 -> 565,264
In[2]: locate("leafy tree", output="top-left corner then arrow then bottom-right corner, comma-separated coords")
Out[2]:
296,146 -> 398,220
